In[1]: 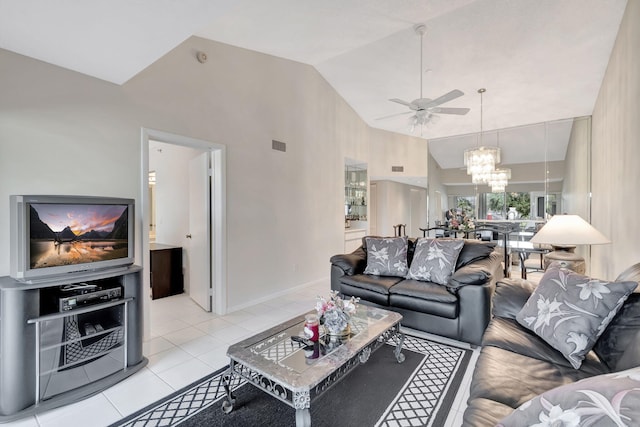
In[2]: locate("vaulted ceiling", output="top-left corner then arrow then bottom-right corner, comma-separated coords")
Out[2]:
0,0 -> 627,170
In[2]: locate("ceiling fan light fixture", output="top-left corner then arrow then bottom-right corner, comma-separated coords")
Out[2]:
380,24 -> 469,133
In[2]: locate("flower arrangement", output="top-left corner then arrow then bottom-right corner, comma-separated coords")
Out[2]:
449,217 -> 475,231
462,218 -> 475,231
316,290 -> 359,336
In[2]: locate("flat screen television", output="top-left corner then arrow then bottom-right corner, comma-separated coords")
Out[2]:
10,195 -> 135,282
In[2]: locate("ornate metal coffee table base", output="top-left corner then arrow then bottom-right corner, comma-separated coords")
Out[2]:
220,322 -> 404,427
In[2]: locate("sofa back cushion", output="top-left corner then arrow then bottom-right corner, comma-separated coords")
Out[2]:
491,278 -> 538,318
593,292 -> 640,371
456,240 -> 496,269
362,236 -> 409,277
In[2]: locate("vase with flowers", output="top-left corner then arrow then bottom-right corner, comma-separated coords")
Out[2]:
315,291 -> 359,339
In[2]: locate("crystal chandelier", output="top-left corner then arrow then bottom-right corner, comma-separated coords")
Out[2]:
489,168 -> 511,192
464,88 -> 500,183
465,146 -> 500,182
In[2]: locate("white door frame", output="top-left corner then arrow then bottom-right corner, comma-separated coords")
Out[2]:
141,128 -> 227,324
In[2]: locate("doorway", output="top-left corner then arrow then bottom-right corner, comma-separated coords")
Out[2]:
141,129 -> 227,336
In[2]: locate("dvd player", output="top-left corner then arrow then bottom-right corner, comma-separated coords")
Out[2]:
59,286 -> 122,312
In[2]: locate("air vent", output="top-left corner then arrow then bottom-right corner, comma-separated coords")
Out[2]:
272,140 -> 286,152
391,166 -> 404,172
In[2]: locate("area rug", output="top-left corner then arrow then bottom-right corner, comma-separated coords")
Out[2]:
110,334 -> 471,427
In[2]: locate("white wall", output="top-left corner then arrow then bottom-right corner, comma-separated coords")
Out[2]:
149,141 -> 204,247
149,141 -> 206,295
590,0 -> 640,280
371,180 -> 428,237
0,37 -> 427,309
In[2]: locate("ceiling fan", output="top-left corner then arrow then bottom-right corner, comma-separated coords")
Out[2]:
380,24 -> 470,131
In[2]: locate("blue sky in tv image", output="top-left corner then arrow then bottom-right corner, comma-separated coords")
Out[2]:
29,203 -> 129,270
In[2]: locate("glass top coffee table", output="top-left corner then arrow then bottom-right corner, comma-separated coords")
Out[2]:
220,305 -> 404,427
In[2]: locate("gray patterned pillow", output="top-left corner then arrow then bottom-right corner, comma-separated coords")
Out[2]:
406,238 -> 464,285
363,237 -> 408,277
516,268 -> 637,369
498,366 -> 640,426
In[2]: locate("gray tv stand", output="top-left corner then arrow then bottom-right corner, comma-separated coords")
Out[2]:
0,265 -> 147,422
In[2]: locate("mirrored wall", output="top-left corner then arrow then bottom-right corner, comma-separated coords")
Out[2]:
428,116 -> 591,224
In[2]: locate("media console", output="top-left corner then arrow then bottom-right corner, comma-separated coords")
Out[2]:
0,265 -> 146,422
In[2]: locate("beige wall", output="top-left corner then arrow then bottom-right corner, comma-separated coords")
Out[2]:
0,37 -> 426,309
562,116 -> 591,219
427,153 -> 448,226
561,116 -> 592,268
371,180 -> 428,237
590,0 -> 640,280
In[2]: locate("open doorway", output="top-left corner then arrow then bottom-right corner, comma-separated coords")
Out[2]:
141,129 -> 227,336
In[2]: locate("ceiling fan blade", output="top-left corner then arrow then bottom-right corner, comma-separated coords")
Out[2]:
376,111 -> 413,121
389,98 -> 417,109
429,107 -> 470,115
424,89 -> 464,107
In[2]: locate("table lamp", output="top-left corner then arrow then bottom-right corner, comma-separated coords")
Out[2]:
529,214 -> 610,274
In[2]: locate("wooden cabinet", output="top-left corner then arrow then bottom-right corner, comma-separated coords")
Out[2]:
150,243 -> 184,300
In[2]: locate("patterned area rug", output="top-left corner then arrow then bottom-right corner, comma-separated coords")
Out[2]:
110,334 -> 471,427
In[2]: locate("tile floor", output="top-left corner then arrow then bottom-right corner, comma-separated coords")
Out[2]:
6,266 -> 541,427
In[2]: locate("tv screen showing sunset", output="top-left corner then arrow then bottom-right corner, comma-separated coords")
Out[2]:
29,203 -> 129,269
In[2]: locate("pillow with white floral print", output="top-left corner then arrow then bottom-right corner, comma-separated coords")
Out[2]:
406,238 -> 464,286
516,267 -> 637,369
498,366 -> 640,427
363,237 -> 408,277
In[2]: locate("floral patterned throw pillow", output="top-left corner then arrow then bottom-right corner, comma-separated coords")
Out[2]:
516,268 -> 637,369
498,366 -> 640,427
406,238 -> 464,285
363,236 -> 408,277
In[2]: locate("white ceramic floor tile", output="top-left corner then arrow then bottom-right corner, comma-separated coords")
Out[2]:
143,336 -> 176,357
179,334 -> 225,357
194,317 -> 234,334
242,302 -> 276,316
0,416 -> 39,427
35,393 -> 121,427
209,324 -> 252,344
149,318 -> 191,338
162,326 -> 207,346
179,310 -> 219,326
155,358 -> 214,390
146,346 -> 194,374
220,309 -> 254,325
235,314 -> 281,332
198,346 -> 231,371
103,368 -> 173,417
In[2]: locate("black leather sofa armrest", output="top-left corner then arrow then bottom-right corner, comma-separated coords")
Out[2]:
329,247 -> 366,276
491,277 -> 538,319
457,281 -> 496,346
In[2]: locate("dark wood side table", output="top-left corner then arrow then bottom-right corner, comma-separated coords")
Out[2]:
150,243 -> 184,300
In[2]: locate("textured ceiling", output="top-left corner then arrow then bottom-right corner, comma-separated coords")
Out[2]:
0,0 -> 627,170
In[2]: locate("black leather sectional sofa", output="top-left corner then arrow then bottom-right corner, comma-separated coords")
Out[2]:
330,238 -> 504,346
463,277 -> 640,426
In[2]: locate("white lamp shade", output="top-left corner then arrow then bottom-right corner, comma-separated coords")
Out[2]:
530,214 -> 611,246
